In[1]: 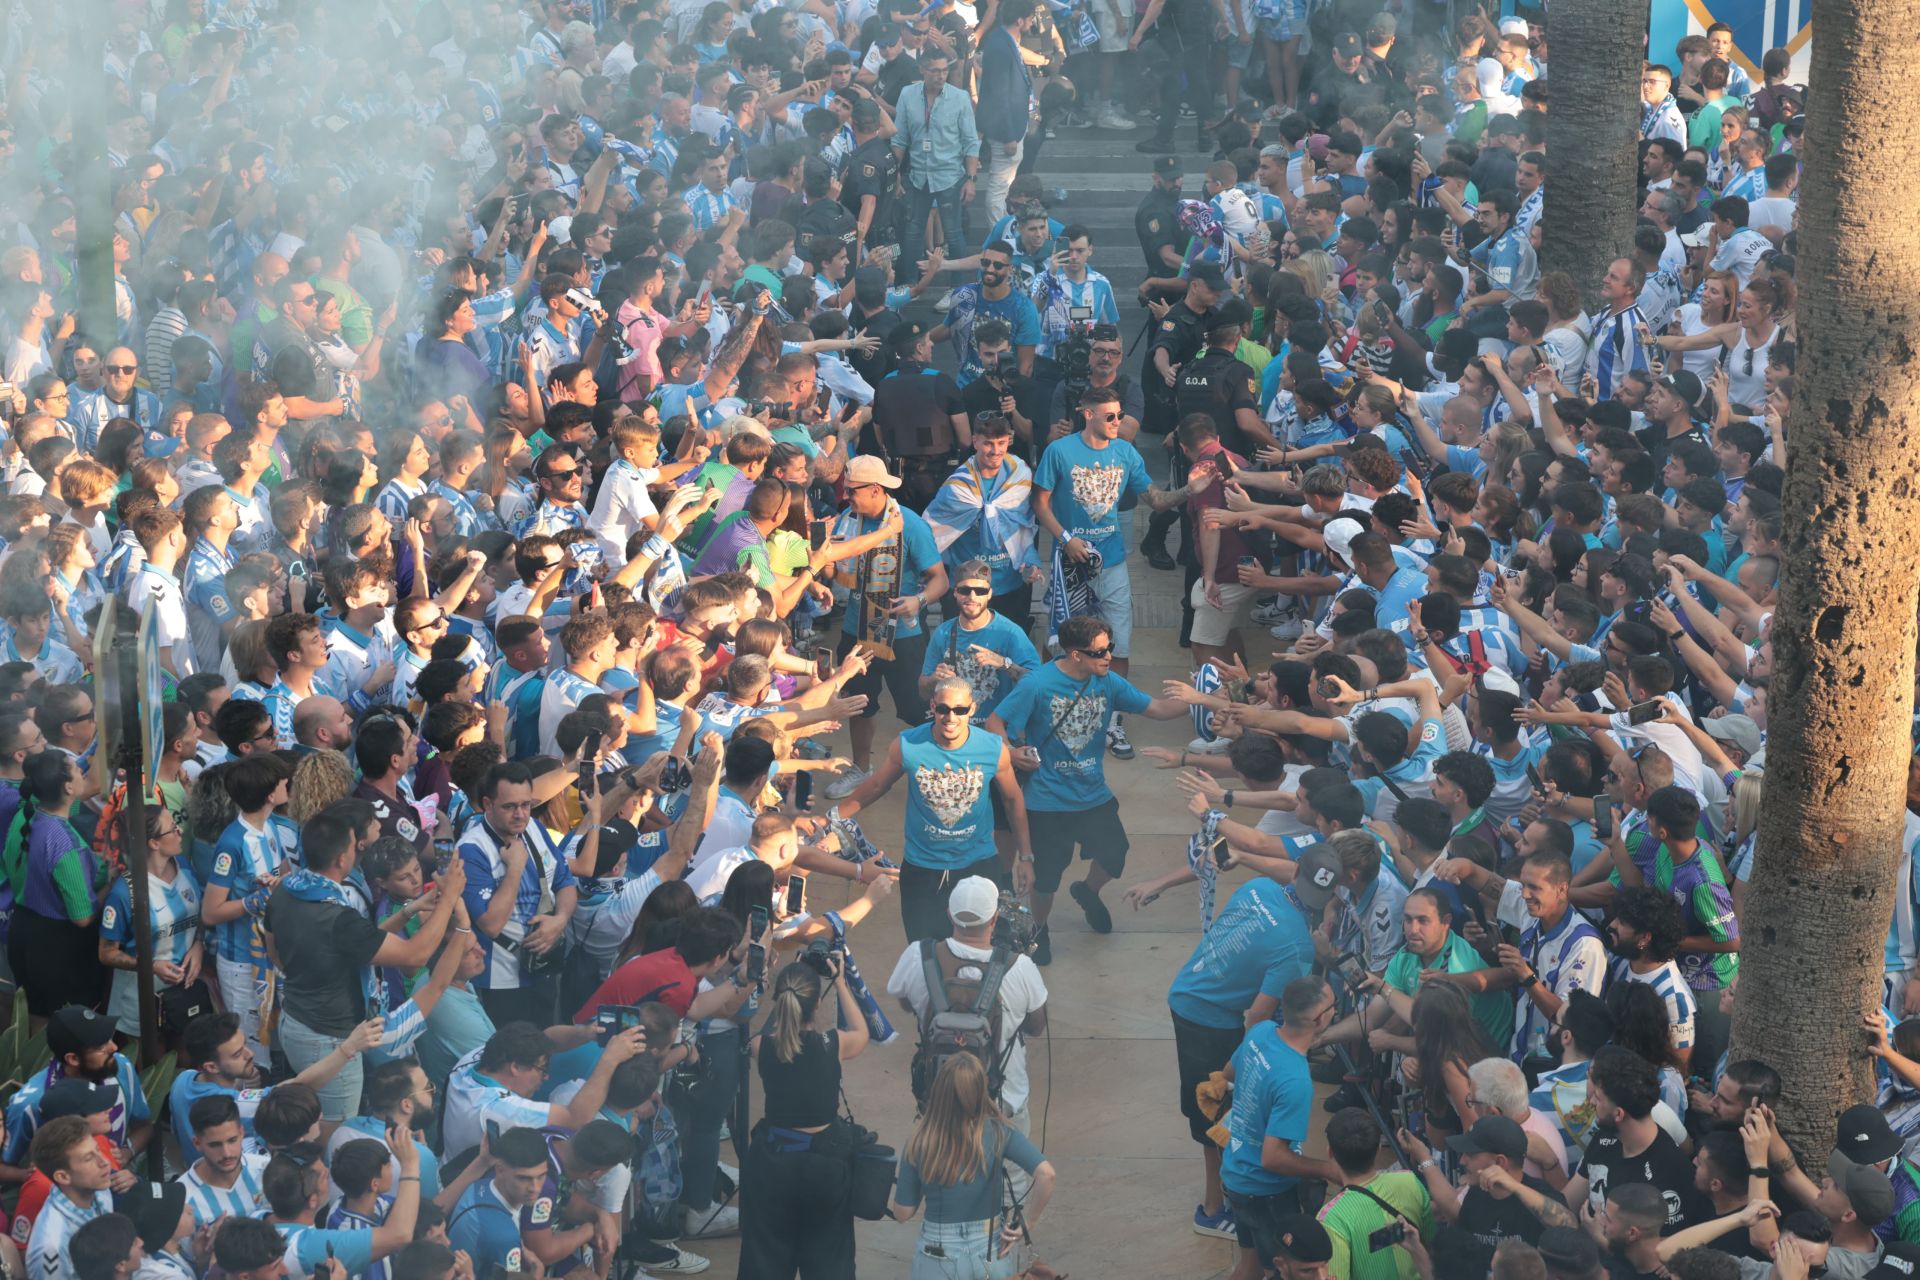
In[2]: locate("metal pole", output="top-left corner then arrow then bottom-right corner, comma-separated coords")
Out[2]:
67,0 -> 116,346
112,617 -> 159,1067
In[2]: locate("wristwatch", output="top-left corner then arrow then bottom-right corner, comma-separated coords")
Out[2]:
1520,972 -> 1539,988
1223,789 -> 1236,809
1017,852 -> 1036,863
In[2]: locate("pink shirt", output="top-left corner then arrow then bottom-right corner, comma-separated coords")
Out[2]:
1520,1106 -> 1569,1180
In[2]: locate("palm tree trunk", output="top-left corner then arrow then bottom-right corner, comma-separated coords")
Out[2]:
1540,0 -> 1650,309
1726,0 -> 1920,1156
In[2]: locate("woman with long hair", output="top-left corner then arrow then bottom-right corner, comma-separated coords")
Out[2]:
288,750 -> 357,824
892,1054 -> 1057,1279
1665,269 -> 1738,383
1475,420 -> 1532,497
4,752 -> 107,1017
1725,767 -> 1765,920
740,955 -> 871,1278
1606,980 -> 1688,1116
1652,275 -> 1794,410
98,804 -> 203,1038
1409,982 -> 1495,1144
615,879 -> 701,969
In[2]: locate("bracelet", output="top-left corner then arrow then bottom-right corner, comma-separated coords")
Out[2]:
1415,1157 -> 1437,1172
453,926 -> 473,934
399,1175 -> 421,1182
1668,631 -> 1685,642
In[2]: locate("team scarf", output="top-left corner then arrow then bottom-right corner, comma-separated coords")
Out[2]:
1044,543 -> 1104,653
821,910 -> 897,1045
841,496 -> 906,660
922,455 -> 1038,571
1186,809 -> 1226,930
279,867 -> 385,1020
1640,95 -> 1678,137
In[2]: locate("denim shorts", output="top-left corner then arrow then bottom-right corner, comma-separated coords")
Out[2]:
1090,559 -> 1134,658
278,1011 -> 365,1121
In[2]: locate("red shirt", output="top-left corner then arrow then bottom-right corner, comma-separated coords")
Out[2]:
1186,445 -> 1253,585
574,947 -> 698,1022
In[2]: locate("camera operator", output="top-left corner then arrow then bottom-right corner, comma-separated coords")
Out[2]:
886,880 -> 1047,1179
1045,323 -> 1140,451
740,946 -> 871,1277
961,320 -> 1048,462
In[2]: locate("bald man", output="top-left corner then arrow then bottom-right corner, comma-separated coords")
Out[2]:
70,345 -> 160,454
294,696 -> 354,754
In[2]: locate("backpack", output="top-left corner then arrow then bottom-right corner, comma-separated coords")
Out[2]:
909,939 -> 1013,1108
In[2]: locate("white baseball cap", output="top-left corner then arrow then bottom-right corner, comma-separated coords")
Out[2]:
1323,516 -> 1366,567
948,876 -> 1000,926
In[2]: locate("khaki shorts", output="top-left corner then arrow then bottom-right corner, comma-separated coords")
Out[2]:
1189,578 -> 1255,646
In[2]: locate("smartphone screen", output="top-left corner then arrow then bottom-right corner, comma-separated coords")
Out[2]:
785,874 -> 807,914
748,904 -> 769,941
813,646 -> 834,681
1525,763 -> 1545,793
1315,677 -> 1339,700
793,770 -> 813,812
1592,797 -> 1615,840
1626,699 -> 1664,725
810,517 -> 829,550
1215,452 -> 1235,480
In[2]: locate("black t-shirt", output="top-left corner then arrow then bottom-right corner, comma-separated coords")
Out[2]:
1634,419 -> 1713,474
848,303 -> 898,389
1176,347 -> 1262,455
1143,303 -> 1210,423
1446,1173 -> 1559,1274
262,887 -> 389,1035
961,372 -> 1049,462
1576,1125 -> 1700,1231
869,362 -> 967,457
1606,1253 -> 1667,1280
759,1028 -> 842,1127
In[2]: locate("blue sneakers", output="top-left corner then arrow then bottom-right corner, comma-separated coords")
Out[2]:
1192,1203 -> 1238,1240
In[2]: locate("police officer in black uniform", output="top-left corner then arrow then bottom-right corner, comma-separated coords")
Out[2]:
842,97 -> 900,263
1139,260 -> 1222,570
1135,156 -> 1187,284
868,321 -> 969,512
1175,297 -> 1266,457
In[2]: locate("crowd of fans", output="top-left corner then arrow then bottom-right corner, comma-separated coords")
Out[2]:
0,0 -> 1861,1274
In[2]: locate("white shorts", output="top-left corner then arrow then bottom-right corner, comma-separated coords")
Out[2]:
1092,0 -> 1133,52
1190,579 -> 1255,646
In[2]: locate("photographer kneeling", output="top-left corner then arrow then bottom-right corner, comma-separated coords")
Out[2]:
740,945 -> 871,1279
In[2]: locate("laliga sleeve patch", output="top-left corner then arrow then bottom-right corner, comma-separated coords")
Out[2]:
209,594 -> 228,614
101,905 -> 116,931
506,1250 -> 523,1271
213,852 -> 233,876
531,1197 -> 554,1226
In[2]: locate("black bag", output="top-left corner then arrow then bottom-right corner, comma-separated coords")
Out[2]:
158,979 -> 214,1039
909,940 -> 1013,1108
848,1125 -> 897,1221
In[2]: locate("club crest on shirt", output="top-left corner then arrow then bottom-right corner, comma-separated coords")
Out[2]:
1068,462 -> 1124,521
1048,691 -> 1107,755
915,761 -> 985,828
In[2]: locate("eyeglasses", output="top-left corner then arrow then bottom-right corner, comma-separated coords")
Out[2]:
105,364 -> 138,374
931,703 -> 973,717
1092,348 -> 1122,358
291,294 -> 317,308
954,585 -> 991,597
1075,645 -> 1113,659
251,728 -> 278,745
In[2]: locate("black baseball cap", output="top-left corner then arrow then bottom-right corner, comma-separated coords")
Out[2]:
116,1180 -> 189,1254
1447,1115 -> 1528,1162
41,1079 -> 119,1120
1187,261 -> 1228,291
1332,31 -> 1362,57
1658,369 -> 1704,408
1273,1216 -> 1334,1263
47,1006 -> 116,1057
1836,1103 -> 1905,1164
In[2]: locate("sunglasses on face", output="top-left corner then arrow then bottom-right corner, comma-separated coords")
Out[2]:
1076,645 -> 1113,659
106,364 -> 137,374
954,585 -> 991,597
931,703 -> 973,716
544,467 -> 581,480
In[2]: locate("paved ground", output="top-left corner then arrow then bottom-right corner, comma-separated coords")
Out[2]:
687,120 -> 1282,1278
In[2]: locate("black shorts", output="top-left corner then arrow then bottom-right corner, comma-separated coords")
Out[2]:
990,786 -> 1009,832
836,629 -> 929,723
1225,1186 -> 1305,1258
1173,1009 -> 1245,1144
1027,797 -> 1128,893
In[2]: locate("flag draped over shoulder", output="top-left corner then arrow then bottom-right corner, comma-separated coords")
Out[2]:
922,456 -> 1040,573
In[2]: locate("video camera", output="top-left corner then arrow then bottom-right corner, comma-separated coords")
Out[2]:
1057,313 -> 1111,418
992,893 -> 1040,956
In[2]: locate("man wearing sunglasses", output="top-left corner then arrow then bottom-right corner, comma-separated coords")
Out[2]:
509,445 -> 591,541
69,346 -> 159,457
987,614 -> 1191,964
830,674 -> 1034,942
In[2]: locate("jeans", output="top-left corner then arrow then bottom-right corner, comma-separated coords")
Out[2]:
279,1010 -> 364,1120
678,1026 -> 743,1211
912,1219 -> 1020,1280
216,956 -> 270,1066
1152,0 -> 1217,140
983,140 -> 1023,224
903,178 -> 970,284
